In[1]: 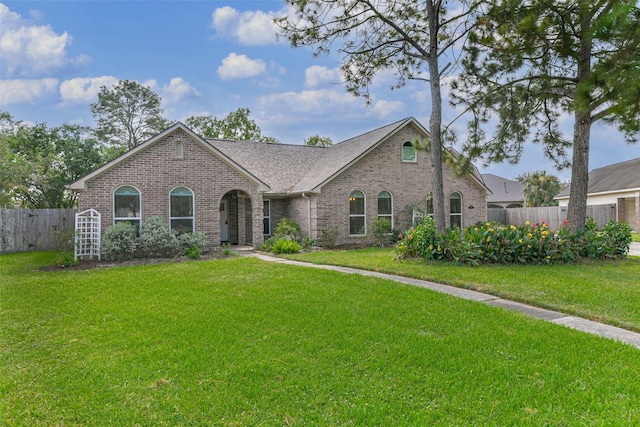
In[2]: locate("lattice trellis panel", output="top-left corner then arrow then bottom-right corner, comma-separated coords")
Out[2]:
75,209 -> 101,261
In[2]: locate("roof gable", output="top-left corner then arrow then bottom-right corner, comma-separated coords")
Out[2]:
482,173 -> 524,203
69,122 -> 269,192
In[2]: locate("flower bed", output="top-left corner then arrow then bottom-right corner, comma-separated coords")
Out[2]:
395,216 -> 632,265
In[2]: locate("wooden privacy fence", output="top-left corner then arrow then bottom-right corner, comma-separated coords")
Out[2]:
488,204 -> 617,230
0,208 -> 77,253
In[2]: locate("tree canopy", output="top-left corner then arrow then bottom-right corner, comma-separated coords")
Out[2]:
453,0 -> 640,228
90,79 -> 168,150
304,135 -> 333,147
517,171 -> 563,207
185,108 -> 278,143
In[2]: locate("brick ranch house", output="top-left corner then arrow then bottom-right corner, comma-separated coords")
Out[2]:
69,117 -> 490,249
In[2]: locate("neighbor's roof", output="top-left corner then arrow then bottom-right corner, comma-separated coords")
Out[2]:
481,173 -> 525,203
556,157 -> 640,199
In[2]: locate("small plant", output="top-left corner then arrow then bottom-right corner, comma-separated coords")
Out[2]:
259,237 -> 277,252
179,232 -> 207,259
370,217 -> 393,247
320,225 -> 339,248
139,215 -> 182,258
51,229 -> 79,267
271,238 -> 302,254
221,242 -> 232,255
102,221 -> 138,262
274,217 -> 301,241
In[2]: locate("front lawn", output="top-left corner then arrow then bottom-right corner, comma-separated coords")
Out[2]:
633,232 -> 640,242
285,248 -> 640,332
1,252 -> 639,425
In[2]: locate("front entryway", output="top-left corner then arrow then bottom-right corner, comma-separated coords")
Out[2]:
220,190 -> 253,246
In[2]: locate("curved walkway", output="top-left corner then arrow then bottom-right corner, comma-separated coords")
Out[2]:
241,250 -> 640,351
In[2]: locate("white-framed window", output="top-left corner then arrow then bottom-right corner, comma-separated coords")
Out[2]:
263,200 -> 271,235
402,141 -> 416,162
349,190 -> 366,235
450,192 -> 462,228
113,185 -> 141,228
170,187 -> 194,234
377,190 -> 393,231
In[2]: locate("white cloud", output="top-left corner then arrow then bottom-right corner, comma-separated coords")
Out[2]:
211,6 -> 282,45
0,78 -> 58,105
217,53 -> 266,80
371,100 -> 405,118
162,77 -> 201,103
0,4 -> 89,76
59,76 -> 118,103
258,89 -> 358,115
305,65 -> 341,87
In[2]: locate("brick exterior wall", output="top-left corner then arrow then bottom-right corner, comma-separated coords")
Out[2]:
309,124 -> 487,246
77,129 -> 264,249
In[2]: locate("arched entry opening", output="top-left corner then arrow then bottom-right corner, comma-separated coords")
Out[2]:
220,190 -> 253,246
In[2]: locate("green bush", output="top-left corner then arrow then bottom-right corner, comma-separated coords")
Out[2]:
320,225 -> 339,248
271,238 -> 302,254
396,217 -> 632,265
102,222 -> 138,262
178,232 -> 208,259
274,217 -> 301,241
139,215 -> 182,258
371,217 -> 393,247
259,236 -> 277,252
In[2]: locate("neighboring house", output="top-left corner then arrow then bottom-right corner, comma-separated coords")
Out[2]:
69,117 -> 490,249
556,158 -> 640,232
481,173 -> 525,208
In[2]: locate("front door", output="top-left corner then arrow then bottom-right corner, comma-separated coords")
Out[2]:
220,199 -> 229,242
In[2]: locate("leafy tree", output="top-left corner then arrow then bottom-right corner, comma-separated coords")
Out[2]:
453,0 -> 640,229
517,171 -> 563,207
185,108 -> 279,143
304,135 -> 333,147
0,112 -> 105,208
90,79 -> 167,150
277,0 -> 485,233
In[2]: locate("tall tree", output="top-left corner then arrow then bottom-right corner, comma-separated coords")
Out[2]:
90,80 -> 167,151
185,108 -> 279,143
304,135 -> 333,147
517,171 -> 563,207
0,112 -> 104,208
453,0 -> 640,230
277,0 -> 484,233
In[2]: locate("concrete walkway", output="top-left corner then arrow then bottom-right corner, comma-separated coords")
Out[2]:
239,249 -> 640,350
629,242 -> 640,257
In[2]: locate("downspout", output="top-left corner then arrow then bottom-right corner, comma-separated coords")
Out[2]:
302,193 -> 312,240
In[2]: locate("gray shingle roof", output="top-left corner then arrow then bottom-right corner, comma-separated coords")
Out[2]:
556,157 -> 640,198
481,173 -> 525,203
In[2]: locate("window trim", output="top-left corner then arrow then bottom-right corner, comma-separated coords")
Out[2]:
263,199 -> 271,236
450,191 -> 462,228
113,185 -> 141,227
169,186 -> 195,234
402,141 -> 417,162
349,190 -> 366,236
377,190 -> 394,231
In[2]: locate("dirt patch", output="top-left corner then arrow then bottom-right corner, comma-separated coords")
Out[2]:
40,251 -> 234,272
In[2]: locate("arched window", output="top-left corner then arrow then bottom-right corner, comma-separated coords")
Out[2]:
170,187 -> 194,234
349,190 -> 366,235
377,191 -> 393,231
113,186 -> 141,228
402,141 -> 416,162
450,192 -> 462,228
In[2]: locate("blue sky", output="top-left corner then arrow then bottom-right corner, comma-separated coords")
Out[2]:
1,0 -> 638,182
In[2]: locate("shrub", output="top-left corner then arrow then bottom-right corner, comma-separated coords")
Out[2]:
371,217 -> 393,247
320,225 -> 339,248
102,222 -> 138,262
178,232 -> 208,259
139,215 -> 182,258
271,238 -> 302,254
52,229 -> 78,267
274,218 -> 301,241
260,236 -> 277,252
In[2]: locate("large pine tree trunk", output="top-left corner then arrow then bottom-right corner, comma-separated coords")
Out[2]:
427,0 -> 446,234
567,3 -> 593,231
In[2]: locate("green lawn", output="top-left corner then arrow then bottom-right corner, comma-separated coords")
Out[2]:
285,248 -> 640,332
633,232 -> 640,243
2,252 -> 640,425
